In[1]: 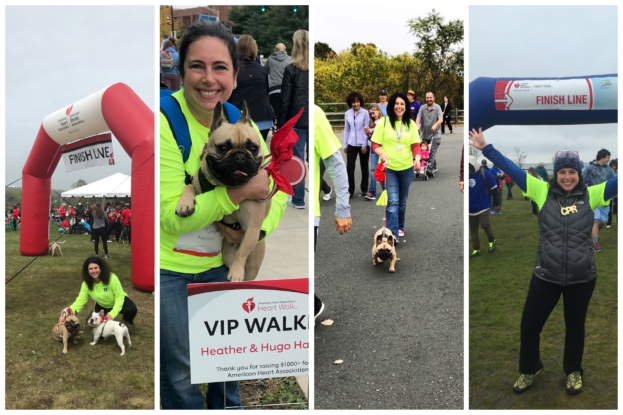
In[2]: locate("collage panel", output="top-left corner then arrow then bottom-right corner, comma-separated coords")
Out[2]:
313,5 -> 465,410
468,5 -> 617,409
158,5 -> 310,410
5,6 -> 155,409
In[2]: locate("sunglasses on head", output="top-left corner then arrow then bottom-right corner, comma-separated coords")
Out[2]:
555,150 -> 579,158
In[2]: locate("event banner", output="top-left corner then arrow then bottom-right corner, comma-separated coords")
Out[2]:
188,278 -> 309,384
61,133 -> 115,173
494,77 -> 617,111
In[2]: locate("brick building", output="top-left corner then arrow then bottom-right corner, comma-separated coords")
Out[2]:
172,6 -> 238,28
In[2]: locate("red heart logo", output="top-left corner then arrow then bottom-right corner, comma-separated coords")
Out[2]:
514,83 -> 520,89
242,297 -> 255,313
66,105 -> 73,116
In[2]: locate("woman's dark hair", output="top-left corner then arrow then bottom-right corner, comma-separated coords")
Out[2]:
444,95 -> 450,102
387,92 -> 413,130
93,205 -> 104,219
549,170 -> 586,194
346,92 -> 364,109
178,21 -> 238,79
163,39 -> 174,50
609,158 -> 618,169
82,257 -> 111,291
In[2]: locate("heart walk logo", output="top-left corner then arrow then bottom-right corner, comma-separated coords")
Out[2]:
242,297 -> 256,313
66,105 -> 74,116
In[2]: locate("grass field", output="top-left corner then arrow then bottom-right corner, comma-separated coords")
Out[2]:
469,186 -> 617,409
5,225 -> 154,409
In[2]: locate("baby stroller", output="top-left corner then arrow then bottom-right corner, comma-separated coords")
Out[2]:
415,155 -> 435,181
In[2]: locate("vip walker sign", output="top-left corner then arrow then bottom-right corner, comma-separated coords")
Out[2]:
61,133 -> 114,172
188,278 -> 309,384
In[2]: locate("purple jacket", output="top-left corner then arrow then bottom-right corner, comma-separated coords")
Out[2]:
410,100 -> 422,122
344,108 -> 370,148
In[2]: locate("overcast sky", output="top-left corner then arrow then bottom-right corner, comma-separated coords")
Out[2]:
315,5 -> 464,57
6,6 -> 154,190
470,6 -> 617,165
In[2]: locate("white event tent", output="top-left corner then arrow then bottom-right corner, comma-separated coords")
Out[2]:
61,172 -> 131,198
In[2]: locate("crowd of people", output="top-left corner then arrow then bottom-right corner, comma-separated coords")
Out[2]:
469,128 -> 618,395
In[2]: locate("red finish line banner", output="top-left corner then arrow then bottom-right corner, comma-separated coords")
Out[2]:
187,279 -> 309,384
61,133 -> 114,172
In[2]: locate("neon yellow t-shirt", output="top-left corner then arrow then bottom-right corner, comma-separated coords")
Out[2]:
370,117 -> 420,171
69,273 -> 127,319
524,174 -> 610,210
160,90 -> 287,273
314,106 -> 343,218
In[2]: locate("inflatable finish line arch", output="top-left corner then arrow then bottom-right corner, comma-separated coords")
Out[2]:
21,83 -> 154,292
469,74 -> 617,131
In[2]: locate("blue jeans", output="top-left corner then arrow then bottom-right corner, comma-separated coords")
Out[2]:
385,167 -> 415,237
506,183 -> 514,199
160,266 -> 242,409
291,128 -> 308,207
368,152 -> 385,197
122,224 -> 130,241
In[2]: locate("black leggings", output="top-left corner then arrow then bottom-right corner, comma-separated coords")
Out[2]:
346,145 -> 369,196
95,296 -> 138,324
519,275 -> 596,375
92,227 -> 108,255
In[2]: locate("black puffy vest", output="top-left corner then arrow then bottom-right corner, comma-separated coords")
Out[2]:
533,186 -> 596,286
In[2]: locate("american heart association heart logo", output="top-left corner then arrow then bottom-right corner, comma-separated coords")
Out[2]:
514,83 -> 520,89
66,105 -> 73,116
242,297 -> 256,313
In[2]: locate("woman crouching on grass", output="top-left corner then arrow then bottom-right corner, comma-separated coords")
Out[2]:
60,257 -> 137,328
470,128 -> 617,396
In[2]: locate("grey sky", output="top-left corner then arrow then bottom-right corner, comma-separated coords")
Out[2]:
6,6 -> 154,190
470,6 -> 617,165
315,4 -> 464,57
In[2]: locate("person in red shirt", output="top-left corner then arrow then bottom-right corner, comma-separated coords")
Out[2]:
11,205 -> 19,231
121,203 -> 131,244
58,218 -> 69,232
59,203 -> 67,220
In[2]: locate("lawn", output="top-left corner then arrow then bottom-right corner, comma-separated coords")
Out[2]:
469,186 -> 617,409
5,224 -> 155,409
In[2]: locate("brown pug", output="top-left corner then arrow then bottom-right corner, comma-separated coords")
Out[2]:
51,314 -> 84,355
372,227 -> 399,273
176,101 -> 271,282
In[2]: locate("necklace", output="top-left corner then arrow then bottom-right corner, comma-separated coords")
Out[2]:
557,197 -> 578,216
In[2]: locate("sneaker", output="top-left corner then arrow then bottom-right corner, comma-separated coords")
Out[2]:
394,238 -> 399,246
497,211 -> 502,215
513,368 -> 543,394
567,371 -> 583,395
488,240 -> 496,253
606,225 -> 611,228
323,187 -> 332,201
95,255 -> 100,258
105,254 -> 112,259
469,250 -> 481,258
365,192 -> 376,201
490,209 -> 495,215
398,230 -> 405,237
593,243 -> 601,252
286,199 -> 305,209
432,167 -> 438,174
107,240 -> 112,242
314,296 -> 325,319
415,172 -> 420,178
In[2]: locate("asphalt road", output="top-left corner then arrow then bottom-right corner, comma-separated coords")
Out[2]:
314,128 -> 464,409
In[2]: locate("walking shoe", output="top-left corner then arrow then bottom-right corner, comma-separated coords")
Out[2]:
566,371 -> 583,395
593,243 -> 601,252
314,296 -> 325,319
606,225 -> 611,228
513,368 -> 543,394
107,240 -> 112,242
286,199 -> 305,209
497,211 -> 502,215
490,209 -> 495,215
488,240 -> 496,253
365,192 -> 376,200
469,250 -> 481,258
95,254 -> 100,258
398,230 -> 405,237
323,187 -> 332,201
105,254 -> 112,259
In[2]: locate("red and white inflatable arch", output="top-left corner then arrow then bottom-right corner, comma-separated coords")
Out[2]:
21,83 -> 154,292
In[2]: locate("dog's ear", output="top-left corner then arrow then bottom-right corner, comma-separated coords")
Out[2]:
211,101 -> 228,131
238,101 -> 252,126
98,310 -> 105,316
387,235 -> 394,247
376,234 -> 383,246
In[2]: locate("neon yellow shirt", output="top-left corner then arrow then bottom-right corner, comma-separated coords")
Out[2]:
160,90 -> 286,273
69,273 -> 127,319
314,106 -> 343,218
525,174 -> 610,210
371,118 -> 420,171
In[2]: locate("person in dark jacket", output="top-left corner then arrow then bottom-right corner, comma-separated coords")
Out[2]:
265,43 -> 291,126
228,35 -> 274,141
470,128 -> 618,396
441,95 -> 453,134
279,29 -> 309,209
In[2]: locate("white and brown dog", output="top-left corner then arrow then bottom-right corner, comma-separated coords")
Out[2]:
372,227 -> 399,273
